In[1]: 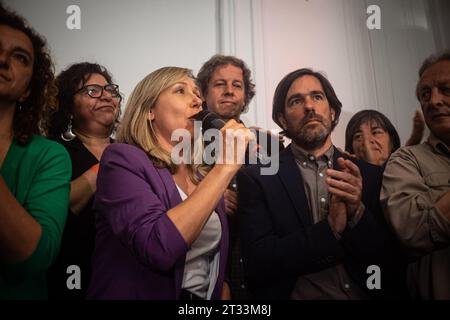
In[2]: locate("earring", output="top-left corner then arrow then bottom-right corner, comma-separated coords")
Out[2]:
61,116 -> 76,141
17,102 -> 23,112
148,118 -> 156,137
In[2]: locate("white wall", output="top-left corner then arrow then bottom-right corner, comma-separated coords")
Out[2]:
235,0 -> 444,147
4,0 -> 219,109
4,0 -> 449,148
429,0 -> 450,51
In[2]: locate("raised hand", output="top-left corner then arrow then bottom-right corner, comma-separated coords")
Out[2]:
361,134 -> 382,165
326,157 -> 363,219
328,194 -> 348,235
405,110 -> 425,146
217,119 -> 255,170
336,147 -> 357,160
224,189 -> 238,216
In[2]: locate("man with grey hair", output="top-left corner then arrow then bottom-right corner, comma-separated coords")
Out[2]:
381,51 -> 450,299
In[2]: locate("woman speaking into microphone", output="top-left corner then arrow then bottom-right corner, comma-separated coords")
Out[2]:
87,67 -> 252,300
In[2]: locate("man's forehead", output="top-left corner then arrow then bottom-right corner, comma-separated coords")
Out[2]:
0,25 -> 34,56
287,75 -> 324,94
212,64 -> 243,79
419,60 -> 450,86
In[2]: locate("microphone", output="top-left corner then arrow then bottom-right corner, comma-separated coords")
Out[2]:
192,110 -> 269,164
192,110 -> 226,131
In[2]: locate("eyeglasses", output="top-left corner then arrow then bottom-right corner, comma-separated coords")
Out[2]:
76,84 -> 121,100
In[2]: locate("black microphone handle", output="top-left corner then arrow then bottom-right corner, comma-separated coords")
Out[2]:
194,110 -> 269,164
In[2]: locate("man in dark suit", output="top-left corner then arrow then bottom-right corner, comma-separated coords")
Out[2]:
237,68 -> 407,299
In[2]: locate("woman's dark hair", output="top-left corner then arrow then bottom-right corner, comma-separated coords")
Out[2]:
272,68 -> 342,138
48,62 -> 121,139
345,109 -> 401,154
1,3 -> 57,144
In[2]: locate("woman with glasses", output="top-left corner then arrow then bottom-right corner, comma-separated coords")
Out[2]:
87,67 -> 252,300
47,62 -> 122,299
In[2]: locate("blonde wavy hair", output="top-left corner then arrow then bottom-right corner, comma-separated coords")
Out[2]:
116,66 -> 208,183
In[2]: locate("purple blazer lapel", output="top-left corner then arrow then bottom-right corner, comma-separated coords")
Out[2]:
154,166 -> 183,208
213,197 -> 228,299
154,166 -> 228,300
152,166 -> 186,298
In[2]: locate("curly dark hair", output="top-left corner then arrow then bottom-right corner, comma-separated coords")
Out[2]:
197,54 -> 256,113
344,109 -> 401,155
1,3 -> 57,145
272,68 -> 342,139
48,62 -> 122,140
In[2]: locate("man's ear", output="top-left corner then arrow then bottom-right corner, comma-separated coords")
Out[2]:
331,108 -> 337,125
277,113 -> 287,130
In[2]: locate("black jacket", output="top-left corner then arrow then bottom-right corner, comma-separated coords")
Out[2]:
236,145 -> 408,299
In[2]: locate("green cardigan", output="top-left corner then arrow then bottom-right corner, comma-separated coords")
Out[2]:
0,135 -> 71,299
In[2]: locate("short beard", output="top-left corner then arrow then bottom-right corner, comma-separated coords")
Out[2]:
292,125 -> 330,150
288,112 -> 332,150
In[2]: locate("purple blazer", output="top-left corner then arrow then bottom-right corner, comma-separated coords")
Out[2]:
87,143 -> 228,300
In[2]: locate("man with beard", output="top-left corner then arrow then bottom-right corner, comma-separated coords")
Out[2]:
236,68 -> 408,299
381,51 -> 450,300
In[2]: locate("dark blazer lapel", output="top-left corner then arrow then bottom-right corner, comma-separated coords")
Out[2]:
332,147 -> 344,170
277,146 -> 313,226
